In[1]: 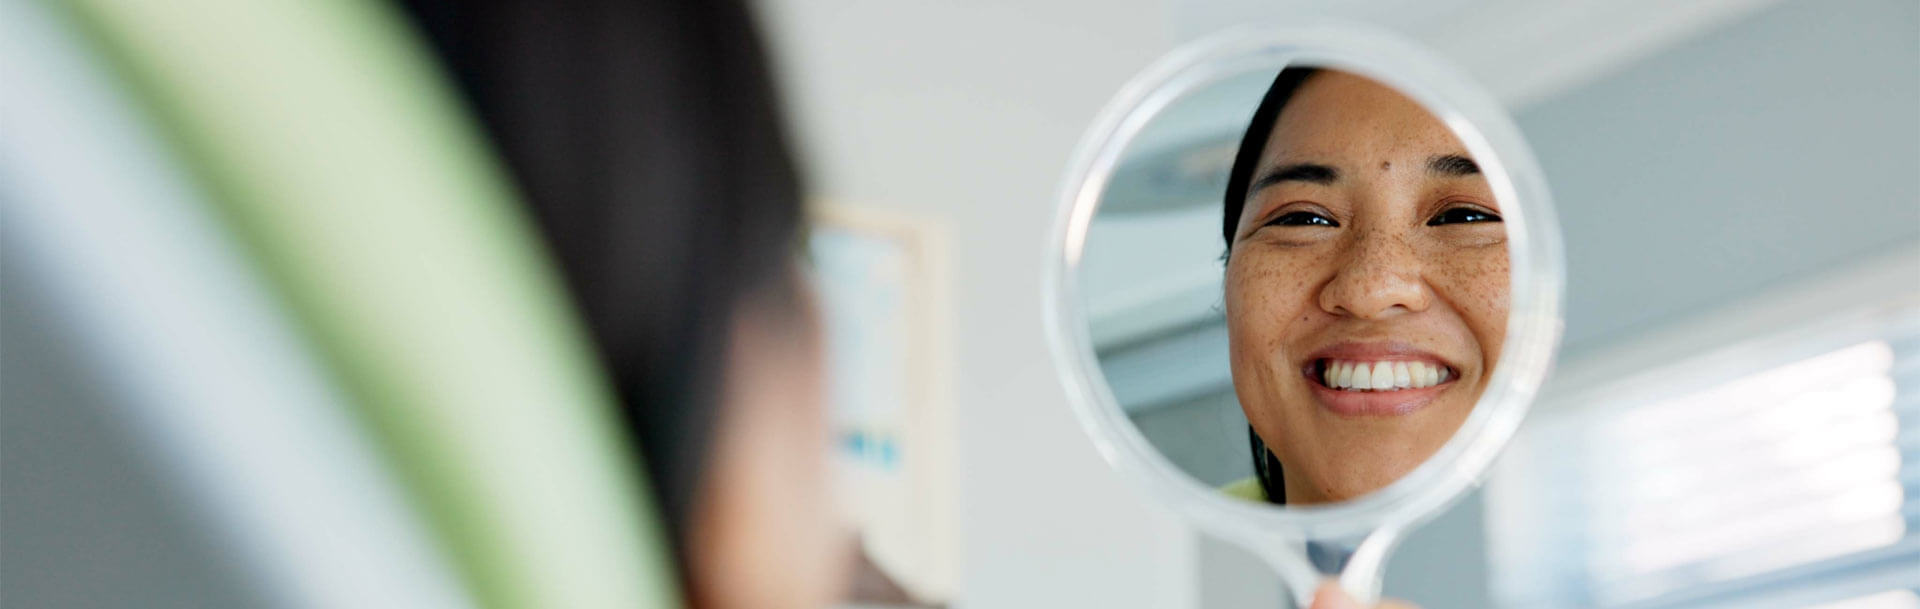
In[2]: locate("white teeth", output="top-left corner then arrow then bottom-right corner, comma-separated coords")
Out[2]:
1321,359 -> 1451,391
1369,363 -> 1392,389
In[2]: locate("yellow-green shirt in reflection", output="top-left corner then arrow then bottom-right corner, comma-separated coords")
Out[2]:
1222,477 -> 1267,502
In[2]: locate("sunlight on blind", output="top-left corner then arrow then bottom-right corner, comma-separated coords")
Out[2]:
1488,318 -> 1920,609
1806,590 -> 1920,609
1595,344 -> 1899,584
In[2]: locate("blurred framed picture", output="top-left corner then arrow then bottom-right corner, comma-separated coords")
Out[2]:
808,204 -> 956,606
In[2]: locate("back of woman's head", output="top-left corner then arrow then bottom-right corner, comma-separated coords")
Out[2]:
400,0 -> 806,580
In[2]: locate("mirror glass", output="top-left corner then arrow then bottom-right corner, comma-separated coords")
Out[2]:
1077,64 -> 1511,508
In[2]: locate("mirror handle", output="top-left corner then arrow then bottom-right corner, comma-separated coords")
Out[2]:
1254,524 -> 1405,607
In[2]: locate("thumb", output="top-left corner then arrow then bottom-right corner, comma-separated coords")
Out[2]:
1308,582 -> 1362,609
1308,582 -> 1422,609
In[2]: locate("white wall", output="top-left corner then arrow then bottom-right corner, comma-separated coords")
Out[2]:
748,2 -> 1199,608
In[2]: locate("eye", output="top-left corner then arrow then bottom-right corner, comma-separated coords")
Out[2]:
1427,206 -> 1502,226
1266,210 -> 1339,227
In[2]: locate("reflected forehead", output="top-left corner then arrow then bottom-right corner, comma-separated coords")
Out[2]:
1260,70 -> 1466,169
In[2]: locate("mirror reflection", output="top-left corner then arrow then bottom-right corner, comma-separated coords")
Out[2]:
1081,66 -> 1508,506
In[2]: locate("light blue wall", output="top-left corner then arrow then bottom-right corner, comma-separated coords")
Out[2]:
1525,0 -> 1920,357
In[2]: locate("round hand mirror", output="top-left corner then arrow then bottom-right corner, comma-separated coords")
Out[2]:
1044,22 -> 1564,605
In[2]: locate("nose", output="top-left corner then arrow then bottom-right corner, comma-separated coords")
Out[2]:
1318,228 -> 1430,319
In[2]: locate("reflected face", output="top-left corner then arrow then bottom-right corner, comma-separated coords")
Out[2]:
1224,71 -> 1508,505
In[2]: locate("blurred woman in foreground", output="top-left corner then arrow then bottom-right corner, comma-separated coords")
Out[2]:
402,1 -> 843,608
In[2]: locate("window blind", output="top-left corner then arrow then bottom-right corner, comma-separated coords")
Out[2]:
1488,306 -> 1920,609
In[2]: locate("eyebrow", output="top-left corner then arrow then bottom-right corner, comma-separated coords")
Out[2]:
1427,154 -> 1480,177
1247,162 -> 1339,195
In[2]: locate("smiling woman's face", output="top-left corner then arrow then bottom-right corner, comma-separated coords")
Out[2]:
1225,70 -> 1509,505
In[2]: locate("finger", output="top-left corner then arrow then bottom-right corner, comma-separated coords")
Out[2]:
1309,582 -> 1362,609
1376,599 -> 1421,609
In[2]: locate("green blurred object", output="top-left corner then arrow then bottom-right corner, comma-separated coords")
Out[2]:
60,0 -> 681,607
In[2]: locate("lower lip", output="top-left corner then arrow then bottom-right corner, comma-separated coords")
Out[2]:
1305,372 -> 1452,417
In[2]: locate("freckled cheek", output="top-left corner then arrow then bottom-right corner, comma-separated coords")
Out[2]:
1225,253 -> 1325,349
1427,248 -> 1511,363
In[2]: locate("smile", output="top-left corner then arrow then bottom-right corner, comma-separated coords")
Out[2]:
1298,342 -> 1463,415
1317,359 -> 1452,392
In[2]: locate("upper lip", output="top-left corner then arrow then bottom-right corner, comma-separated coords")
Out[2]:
1300,341 -> 1458,378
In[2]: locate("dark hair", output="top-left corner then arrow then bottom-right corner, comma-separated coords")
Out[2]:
1222,67 -> 1321,250
1225,67 -> 1322,504
400,0 -> 804,577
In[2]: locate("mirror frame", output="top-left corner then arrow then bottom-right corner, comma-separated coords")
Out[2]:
1042,20 -> 1565,600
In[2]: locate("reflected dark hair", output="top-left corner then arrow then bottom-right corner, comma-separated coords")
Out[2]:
1227,67 -> 1323,505
400,0 -> 804,579
1222,67 -> 1321,251
1250,427 -> 1286,505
